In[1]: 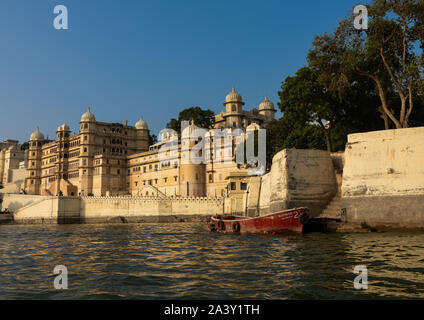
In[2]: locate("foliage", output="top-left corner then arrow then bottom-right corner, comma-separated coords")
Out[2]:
149,133 -> 158,145
166,106 -> 215,134
278,67 -> 340,151
264,118 -> 326,167
20,142 -> 29,150
307,0 -> 424,128
274,66 -> 384,155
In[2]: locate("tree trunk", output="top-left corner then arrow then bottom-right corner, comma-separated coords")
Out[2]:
354,68 -> 403,129
318,120 -> 332,152
380,110 -> 390,130
324,128 -> 332,153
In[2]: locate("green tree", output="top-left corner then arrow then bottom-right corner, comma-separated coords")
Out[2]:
308,0 -> 424,129
148,133 -> 158,146
264,118 -> 327,166
275,66 -> 383,154
20,142 -> 29,150
278,67 -> 340,151
166,106 -> 215,134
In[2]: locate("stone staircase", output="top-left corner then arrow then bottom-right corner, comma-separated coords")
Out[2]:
320,191 -> 342,219
319,153 -> 344,220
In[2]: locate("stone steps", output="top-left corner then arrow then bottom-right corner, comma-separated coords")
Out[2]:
320,193 -> 342,219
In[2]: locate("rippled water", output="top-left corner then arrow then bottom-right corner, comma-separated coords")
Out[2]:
0,222 -> 423,299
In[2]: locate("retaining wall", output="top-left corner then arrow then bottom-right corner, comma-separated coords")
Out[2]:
1,194 -> 224,224
258,149 -> 337,217
342,127 -> 424,229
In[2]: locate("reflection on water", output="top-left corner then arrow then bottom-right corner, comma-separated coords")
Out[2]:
0,223 -> 423,299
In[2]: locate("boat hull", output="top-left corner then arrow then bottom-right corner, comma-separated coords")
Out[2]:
207,208 -> 309,234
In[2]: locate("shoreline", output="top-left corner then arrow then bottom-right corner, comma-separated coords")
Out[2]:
2,213 -> 424,234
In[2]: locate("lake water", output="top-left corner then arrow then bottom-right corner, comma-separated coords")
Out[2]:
0,222 -> 423,299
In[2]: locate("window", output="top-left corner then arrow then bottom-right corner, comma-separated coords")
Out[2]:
230,182 -> 236,190
241,182 -> 248,190
232,105 -> 236,112
117,169 -> 120,174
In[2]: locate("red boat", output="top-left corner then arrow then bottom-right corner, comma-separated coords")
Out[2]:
207,208 -> 309,234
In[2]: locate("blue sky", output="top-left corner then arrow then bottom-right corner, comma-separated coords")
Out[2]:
0,0 -> 363,142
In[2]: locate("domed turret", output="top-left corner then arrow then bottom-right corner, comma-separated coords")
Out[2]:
135,116 -> 148,130
30,127 -> 44,141
258,96 -> 276,122
224,87 -> 244,106
81,107 -> 96,122
223,87 -> 244,128
57,123 -> 70,132
259,96 -> 274,111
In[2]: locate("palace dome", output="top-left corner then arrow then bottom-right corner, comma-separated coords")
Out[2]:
57,123 -> 70,132
135,116 -> 148,130
81,107 -> 96,122
30,127 -> 44,141
259,96 -> 275,110
246,122 -> 261,131
224,87 -> 244,105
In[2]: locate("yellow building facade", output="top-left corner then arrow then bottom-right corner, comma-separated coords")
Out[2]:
25,88 -> 275,197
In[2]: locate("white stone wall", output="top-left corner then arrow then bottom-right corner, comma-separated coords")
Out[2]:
0,194 -> 50,212
259,149 -> 337,216
342,127 -> 424,228
343,127 -> 424,197
3,194 -> 224,224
